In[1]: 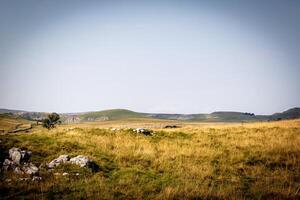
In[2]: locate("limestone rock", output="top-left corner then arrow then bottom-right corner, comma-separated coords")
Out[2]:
32,176 -> 42,181
69,155 -> 90,167
134,128 -> 153,136
14,166 -> 24,174
9,147 -> 31,164
47,155 -> 70,168
62,172 -> 69,176
22,163 -> 39,175
69,155 -> 99,172
3,159 -> 16,170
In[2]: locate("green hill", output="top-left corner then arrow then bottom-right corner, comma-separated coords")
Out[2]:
1,107 -> 299,123
271,107 -> 300,120
0,113 -> 32,133
80,109 -> 146,121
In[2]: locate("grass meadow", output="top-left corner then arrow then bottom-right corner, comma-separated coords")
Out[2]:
1,118 -> 300,199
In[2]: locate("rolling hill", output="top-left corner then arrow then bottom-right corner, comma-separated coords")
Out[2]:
0,107 -> 299,123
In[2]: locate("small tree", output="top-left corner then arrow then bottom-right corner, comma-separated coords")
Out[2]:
43,113 -> 61,129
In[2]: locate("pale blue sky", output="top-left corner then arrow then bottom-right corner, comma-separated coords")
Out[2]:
0,0 -> 299,114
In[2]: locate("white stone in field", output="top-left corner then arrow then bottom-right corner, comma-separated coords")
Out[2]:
134,128 -> 152,136
14,166 -> 24,174
22,163 -> 39,175
32,176 -> 42,181
69,155 -> 90,167
9,147 -> 31,164
62,172 -> 69,176
47,155 -> 70,168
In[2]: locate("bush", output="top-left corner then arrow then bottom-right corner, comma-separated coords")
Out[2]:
42,113 -> 61,129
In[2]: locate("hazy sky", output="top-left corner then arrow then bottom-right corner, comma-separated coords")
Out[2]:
0,0 -> 299,114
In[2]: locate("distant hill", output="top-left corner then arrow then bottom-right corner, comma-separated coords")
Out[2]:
0,109 -> 25,114
0,113 -> 32,133
79,109 -> 146,121
0,107 -> 299,123
0,109 -> 49,121
147,111 -> 263,122
270,107 -> 300,120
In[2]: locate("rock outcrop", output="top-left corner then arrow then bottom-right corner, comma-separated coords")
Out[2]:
9,147 -> 31,165
47,155 -> 69,168
134,128 -> 153,136
21,163 -> 39,175
47,155 -> 99,172
2,147 -> 38,175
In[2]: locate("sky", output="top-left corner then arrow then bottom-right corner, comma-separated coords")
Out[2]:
0,0 -> 299,114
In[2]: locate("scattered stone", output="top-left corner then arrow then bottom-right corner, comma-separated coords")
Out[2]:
69,155 -> 99,172
164,125 -> 180,128
1,147 -> 39,175
19,178 -> 30,181
14,167 -> 24,174
5,179 -> 12,183
47,155 -> 70,168
9,147 -> 31,165
62,172 -> 69,176
69,155 -> 89,167
22,163 -> 39,175
76,173 -> 80,176
32,176 -> 42,181
3,159 -> 16,170
134,128 -> 153,136
54,172 -> 61,176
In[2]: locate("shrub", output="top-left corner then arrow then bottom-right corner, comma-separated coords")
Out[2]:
42,113 -> 61,129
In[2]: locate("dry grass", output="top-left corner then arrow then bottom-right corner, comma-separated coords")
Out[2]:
0,114 -> 32,133
1,119 -> 300,199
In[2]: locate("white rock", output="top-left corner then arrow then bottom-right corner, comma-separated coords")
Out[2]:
9,147 -> 31,164
134,128 -> 152,136
22,163 -> 39,175
69,155 -> 99,172
19,178 -> 30,181
3,159 -> 13,165
62,172 -> 69,176
14,167 -> 24,174
69,155 -> 90,167
32,176 -> 42,181
47,155 -> 70,168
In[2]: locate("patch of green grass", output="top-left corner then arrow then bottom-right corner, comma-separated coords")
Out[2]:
152,131 -> 192,140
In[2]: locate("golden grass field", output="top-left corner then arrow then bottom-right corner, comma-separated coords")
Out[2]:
1,117 -> 300,199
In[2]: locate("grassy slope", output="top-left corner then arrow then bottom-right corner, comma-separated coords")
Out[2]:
0,114 -> 32,133
80,109 -> 147,121
0,119 -> 300,199
2,107 -> 300,123
190,112 -> 258,122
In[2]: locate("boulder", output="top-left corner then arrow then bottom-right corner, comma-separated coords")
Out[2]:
134,128 -> 153,136
32,176 -> 42,181
9,147 -> 31,165
47,155 -> 70,168
3,159 -> 16,170
62,172 -> 69,176
14,167 -> 24,174
69,155 -> 99,172
22,163 -> 39,175
19,178 -> 30,181
12,163 -> 39,175
69,155 -> 90,167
